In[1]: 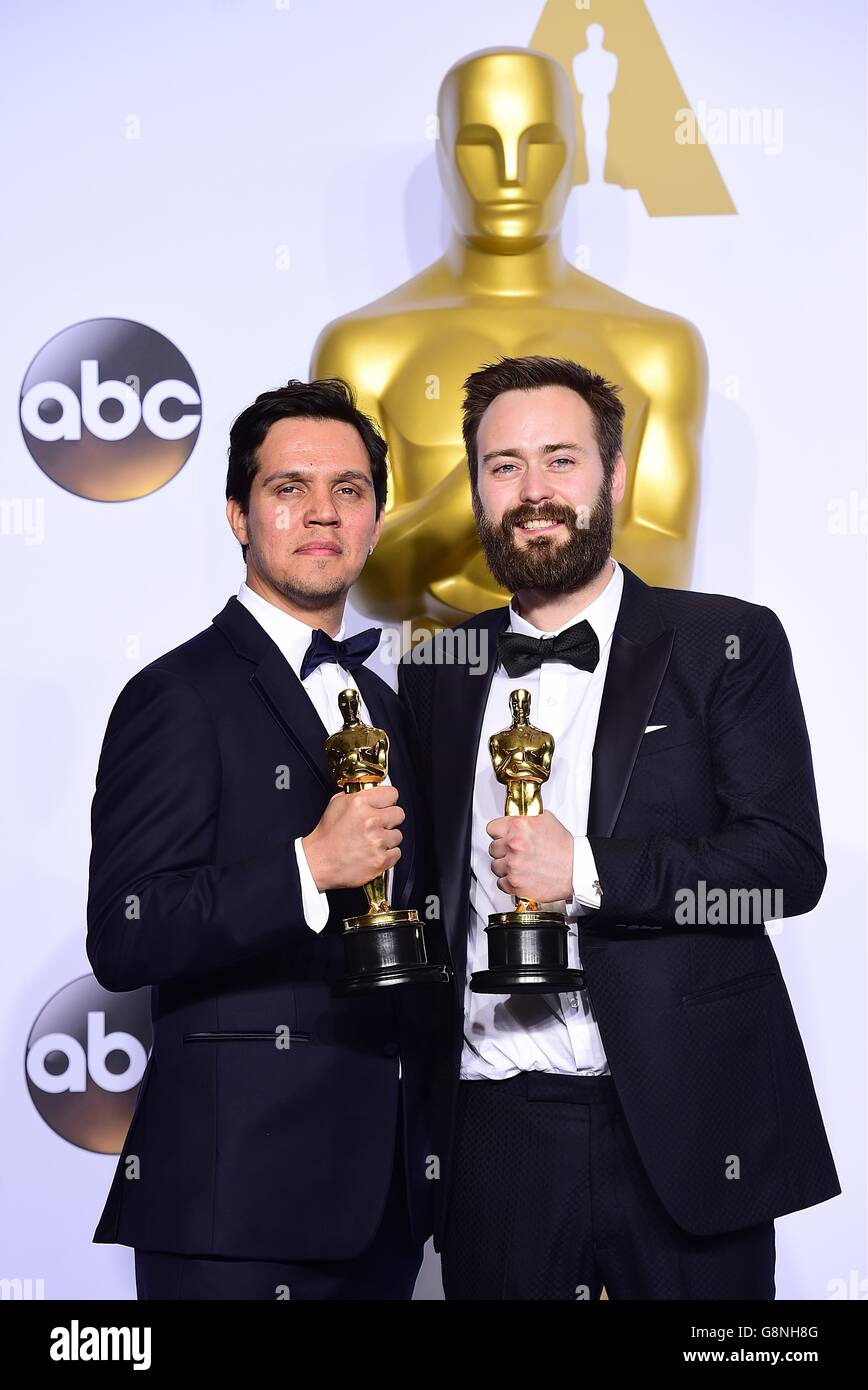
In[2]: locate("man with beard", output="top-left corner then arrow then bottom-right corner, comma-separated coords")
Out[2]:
87,377 -> 447,1300
398,355 -> 839,1300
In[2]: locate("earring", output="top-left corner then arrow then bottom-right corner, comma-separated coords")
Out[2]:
368,545 -> 374,556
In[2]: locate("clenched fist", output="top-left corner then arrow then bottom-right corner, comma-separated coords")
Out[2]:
487,809 -> 574,903
302,785 -> 404,892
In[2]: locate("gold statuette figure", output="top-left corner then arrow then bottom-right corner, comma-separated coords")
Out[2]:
470,688 -> 585,994
489,687 -> 554,912
324,689 -> 447,994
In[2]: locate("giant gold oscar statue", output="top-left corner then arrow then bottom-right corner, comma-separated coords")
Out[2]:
311,46 -> 707,632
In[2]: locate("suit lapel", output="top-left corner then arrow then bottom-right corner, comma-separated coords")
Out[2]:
251,644 -> 336,793
213,599 -> 336,794
587,565 -> 675,837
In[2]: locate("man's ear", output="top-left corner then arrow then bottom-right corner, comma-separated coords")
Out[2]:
611,453 -> 627,507
226,497 -> 249,547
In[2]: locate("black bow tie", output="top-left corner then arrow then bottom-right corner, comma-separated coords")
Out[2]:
497,620 -> 600,678
300,626 -> 382,681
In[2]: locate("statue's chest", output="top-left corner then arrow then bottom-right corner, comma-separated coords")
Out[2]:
379,310 -> 646,454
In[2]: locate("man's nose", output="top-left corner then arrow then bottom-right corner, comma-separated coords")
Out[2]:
303,490 -> 341,523
519,465 -> 555,504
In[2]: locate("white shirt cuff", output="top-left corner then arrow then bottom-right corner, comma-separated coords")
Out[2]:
294,837 -> 330,933
568,835 -> 602,915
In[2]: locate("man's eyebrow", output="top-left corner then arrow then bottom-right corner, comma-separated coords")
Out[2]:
542,441 -> 586,455
259,468 -> 373,488
481,442 -> 587,464
481,447 -> 523,464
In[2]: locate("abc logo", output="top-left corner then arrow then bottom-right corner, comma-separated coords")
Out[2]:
19,318 -> 201,501
25,975 -> 152,1154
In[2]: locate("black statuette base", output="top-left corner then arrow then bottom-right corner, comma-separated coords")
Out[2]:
470,910 -> 585,995
336,908 -> 450,995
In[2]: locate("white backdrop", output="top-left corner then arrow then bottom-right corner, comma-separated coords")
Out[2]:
1,0 -> 865,1301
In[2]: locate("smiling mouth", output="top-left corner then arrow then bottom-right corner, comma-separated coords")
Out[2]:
514,519 -> 563,535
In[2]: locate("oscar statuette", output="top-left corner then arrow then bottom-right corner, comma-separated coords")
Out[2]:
470,688 -> 585,994
324,688 -> 448,996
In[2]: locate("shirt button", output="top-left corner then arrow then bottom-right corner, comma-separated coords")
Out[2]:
547,697 -> 556,707
568,993 -> 579,1010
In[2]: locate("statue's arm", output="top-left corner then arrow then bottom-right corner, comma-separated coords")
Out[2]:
489,741 -> 506,776
524,747 -> 547,776
311,319 -> 479,620
311,319 -> 392,460
614,319 -> 708,589
374,737 -> 389,771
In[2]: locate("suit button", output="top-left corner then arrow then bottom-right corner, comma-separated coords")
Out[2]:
383,1042 -> 399,1057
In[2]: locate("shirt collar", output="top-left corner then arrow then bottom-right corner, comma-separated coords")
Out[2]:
236,581 -> 346,680
507,557 -> 623,650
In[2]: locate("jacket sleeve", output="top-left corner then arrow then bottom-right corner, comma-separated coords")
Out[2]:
586,605 -> 827,928
86,666 -> 307,991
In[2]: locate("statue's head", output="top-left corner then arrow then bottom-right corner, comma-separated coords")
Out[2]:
436,48 -> 575,251
338,687 -> 360,724
509,687 -> 531,724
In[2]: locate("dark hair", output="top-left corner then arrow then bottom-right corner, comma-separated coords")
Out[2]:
226,377 -> 389,558
462,355 -> 624,493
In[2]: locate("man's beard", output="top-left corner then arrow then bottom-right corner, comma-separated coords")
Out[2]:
246,531 -> 348,610
473,482 -> 614,595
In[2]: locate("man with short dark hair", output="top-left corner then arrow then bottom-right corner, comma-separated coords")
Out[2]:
87,377 -> 447,1300
400,354 -> 840,1300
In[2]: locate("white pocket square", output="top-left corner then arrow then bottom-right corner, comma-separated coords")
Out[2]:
644,724 -> 668,733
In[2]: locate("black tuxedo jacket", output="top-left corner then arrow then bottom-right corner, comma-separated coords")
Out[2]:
398,563 -> 840,1243
86,595 -> 447,1262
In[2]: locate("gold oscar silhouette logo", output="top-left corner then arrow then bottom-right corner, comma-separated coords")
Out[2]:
531,0 -> 735,215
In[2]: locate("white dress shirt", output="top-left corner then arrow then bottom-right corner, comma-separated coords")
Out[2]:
236,582 -> 392,933
461,558 -> 624,1080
